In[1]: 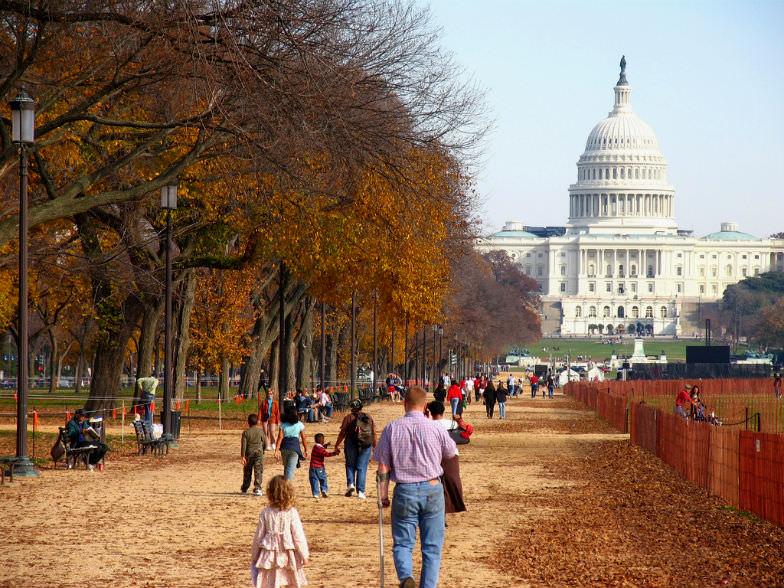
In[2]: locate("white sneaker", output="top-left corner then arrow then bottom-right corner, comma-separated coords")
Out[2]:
312,494 -> 320,499
357,491 -> 366,499
253,489 -> 263,496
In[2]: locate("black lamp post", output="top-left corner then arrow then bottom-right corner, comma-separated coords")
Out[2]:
160,181 -> 177,437
10,88 -> 39,477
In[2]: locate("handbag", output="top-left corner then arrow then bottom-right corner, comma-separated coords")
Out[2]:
448,428 -> 469,445
51,439 -> 66,462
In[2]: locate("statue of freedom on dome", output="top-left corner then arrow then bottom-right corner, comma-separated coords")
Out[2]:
617,55 -> 628,85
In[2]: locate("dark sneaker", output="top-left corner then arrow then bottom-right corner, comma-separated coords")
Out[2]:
241,488 -> 247,494
399,577 -> 416,588
345,485 -> 355,497
321,491 -> 328,498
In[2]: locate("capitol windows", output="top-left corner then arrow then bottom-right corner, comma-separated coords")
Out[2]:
645,306 -> 654,318
526,252 -> 531,257
711,267 -> 717,277
620,168 -> 625,179
606,264 -> 612,276
560,265 -> 566,275
699,285 -> 705,294
742,268 -> 747,277
712,285 -> 718,294
598,169 -> 603,179
676,266 -> 682,276
592,168 -> 596,179
536,265 -> 543,276
588,264 -> 595,277
606,282 -> 612,293
647,283 -> 654,293
613,168 -> 617,179
630,264 -> 637,276
726,265 -> 733,276
524,265 -> 531,275
677,284 -> 682,293
617,306 -> 625,318
631,306 -> 640,318
618,284 -> 625,294
588,306 -> 597,318
647,265 -> 654,278
603,306 -> 611,317
699,267 -> 705,277
589,282 -> 595,292
630,282 -> 637,293
635,168 -> 639,179
560,282 -> 566,292
618,264 -> 624,278
575,306 -> 582,318
660,306 -> 667,318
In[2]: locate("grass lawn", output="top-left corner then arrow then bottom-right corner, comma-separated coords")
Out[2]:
512,338 -> 751,362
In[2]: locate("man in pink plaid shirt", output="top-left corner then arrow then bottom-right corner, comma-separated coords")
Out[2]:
373,386 -> 457,588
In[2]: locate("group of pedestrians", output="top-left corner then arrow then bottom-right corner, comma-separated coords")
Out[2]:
245,383 -> 467,588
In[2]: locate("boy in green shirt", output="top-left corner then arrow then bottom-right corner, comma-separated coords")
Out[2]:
241,413 -> 267,495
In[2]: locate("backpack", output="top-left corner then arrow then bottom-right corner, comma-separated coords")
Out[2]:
354,412 -> 374,448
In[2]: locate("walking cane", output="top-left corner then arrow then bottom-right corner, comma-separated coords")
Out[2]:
377,473 -> 385,588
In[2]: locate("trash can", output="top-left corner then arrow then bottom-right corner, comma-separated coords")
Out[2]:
159,410 -> 182,439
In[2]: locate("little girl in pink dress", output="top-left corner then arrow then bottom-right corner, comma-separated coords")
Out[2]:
251,475 -> 309,588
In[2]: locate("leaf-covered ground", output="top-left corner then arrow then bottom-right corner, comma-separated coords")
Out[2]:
495,431 -> 784,588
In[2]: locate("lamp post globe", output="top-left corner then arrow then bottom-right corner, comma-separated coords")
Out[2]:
9,88 -> 39,477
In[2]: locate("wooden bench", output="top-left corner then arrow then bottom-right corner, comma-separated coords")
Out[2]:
132,420 -> 173,456
53,427 -> 97,470
0,456 -> 27,485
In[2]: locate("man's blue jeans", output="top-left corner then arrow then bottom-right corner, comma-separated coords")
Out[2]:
344,439 -> 372,492
391,480 -> 445,588
309,466 -> 328,496
318,405 -> 333,420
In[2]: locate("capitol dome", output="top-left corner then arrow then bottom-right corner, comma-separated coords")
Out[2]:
567,57 -> 677,235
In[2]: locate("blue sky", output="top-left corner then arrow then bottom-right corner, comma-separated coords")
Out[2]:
422,0 -> 784,238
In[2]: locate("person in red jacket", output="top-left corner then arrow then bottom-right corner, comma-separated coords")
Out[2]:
675,385 -> 694,418
447,382 -> 463,416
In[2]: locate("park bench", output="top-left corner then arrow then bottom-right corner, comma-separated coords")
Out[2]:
0,456 -> 28,485
52,427 -> 97,470
132,420 -> 173,456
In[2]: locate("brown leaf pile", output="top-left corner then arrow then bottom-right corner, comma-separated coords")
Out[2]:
495,440 -> 784,587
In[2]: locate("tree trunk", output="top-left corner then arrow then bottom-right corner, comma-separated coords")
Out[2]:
48,331 -> 57,394
269,340 -> 279,395
85,304 -> 141,414
134,299 -> 163,406
218,355 -> 230,400
175,270 -> 196,400
196,369 -> 202,404
295,297 -> 314,391
74,351 -> 84,394
325,333 -> 337,388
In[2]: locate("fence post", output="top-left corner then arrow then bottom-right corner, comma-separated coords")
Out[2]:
121,401 -> 125,444
218,394 -> 222,431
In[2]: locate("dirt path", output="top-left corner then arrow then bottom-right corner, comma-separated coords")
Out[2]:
1,393 -> 782,588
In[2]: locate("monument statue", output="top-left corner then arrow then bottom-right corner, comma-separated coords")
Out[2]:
617,55 -> 628,85
620,55 -> 626,73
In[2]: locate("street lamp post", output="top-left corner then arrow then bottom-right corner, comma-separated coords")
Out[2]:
10,88 -> 39,477
161,181 -> 177,438
432,325 -> 437,386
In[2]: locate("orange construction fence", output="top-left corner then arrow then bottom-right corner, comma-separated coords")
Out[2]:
566,380 -> 783,528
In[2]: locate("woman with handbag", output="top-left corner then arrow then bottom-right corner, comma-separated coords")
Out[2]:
427,401 -> 467,514
483,379 -> 497,419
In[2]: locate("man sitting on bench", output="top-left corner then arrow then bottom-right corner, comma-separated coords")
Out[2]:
295,389 -> 316,423
66,409 -> 107,470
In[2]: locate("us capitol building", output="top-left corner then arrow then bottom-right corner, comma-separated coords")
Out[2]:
476,58 -> 784,337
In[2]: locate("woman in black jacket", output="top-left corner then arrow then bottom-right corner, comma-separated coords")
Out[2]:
433,383 -> 447,404
483,380 -> 497,419
496,381 -> 508,419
